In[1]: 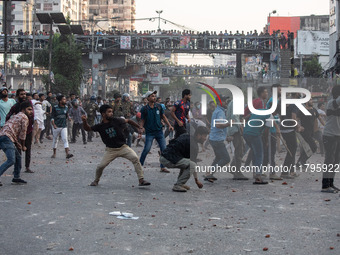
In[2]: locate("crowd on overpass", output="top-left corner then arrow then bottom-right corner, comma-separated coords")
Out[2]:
0,29 -> 290,52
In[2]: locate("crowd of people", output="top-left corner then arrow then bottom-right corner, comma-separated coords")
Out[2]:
0,84 -> 338,194
1,29 -> 290,52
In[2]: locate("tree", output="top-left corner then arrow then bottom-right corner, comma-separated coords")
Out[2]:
303,55 -> 323,78
161,77 -> 187,99
17,33 -> 83,94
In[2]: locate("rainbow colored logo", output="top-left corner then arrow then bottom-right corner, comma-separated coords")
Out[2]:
196,82 -> 222,106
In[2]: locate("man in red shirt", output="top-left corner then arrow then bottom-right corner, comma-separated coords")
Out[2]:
243,87 -> 268,120
171,89 -> 191,139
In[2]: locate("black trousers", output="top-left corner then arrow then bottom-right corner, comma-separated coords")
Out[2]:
25,132 -> 32,168
281,131 -> 297,172
72,123 -> 86,143
322,135 -> 340,188
297,131 -> 317,164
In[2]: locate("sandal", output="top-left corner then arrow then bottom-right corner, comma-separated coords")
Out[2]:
160,168 -> 170,173
331,185 -> 340,192
321,187 -> 338,193
90,181 -> 99,186
139,179 -> 151,186
66,154 -> 74,159
253,177 -> 268,185
203,174 -> 217,181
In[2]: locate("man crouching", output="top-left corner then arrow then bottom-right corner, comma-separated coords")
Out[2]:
160,126 -> 209,192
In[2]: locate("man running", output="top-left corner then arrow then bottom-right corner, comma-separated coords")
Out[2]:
82,105 -> 150,187
139,91 -> 173,173
6,89 -> 35,173
0,101 -> 33,186
51,95 -> 73,159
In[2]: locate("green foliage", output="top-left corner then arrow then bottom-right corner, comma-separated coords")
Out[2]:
17,33 -> 83,94
161,77 -> 187,99
17,54 -> 32,63
303,55 -> 323,78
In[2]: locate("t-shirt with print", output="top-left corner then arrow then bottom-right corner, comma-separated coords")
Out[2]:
91,118 -> 127,148
140,103 -> 164,135
174,99 -> 190,126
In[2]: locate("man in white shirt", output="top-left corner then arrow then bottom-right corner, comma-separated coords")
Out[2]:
31,93 -> 45,144
39,93 -> 52,143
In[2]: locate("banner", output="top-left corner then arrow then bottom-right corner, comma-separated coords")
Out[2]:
120,36 -> 131,49
151,77 -> 170,85
180,36 -> 191,49
297,30 -> 329,56
141,82 -> 149,95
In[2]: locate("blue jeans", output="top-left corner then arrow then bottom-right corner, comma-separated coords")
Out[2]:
243,134 -> 263,174
0,135 -> 22,179
209,140 -> 231,170
126,132 -> 132,147
140,130 -> 166,167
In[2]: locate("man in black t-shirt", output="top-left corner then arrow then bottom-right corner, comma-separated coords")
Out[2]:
296,99 -> 325,166
82,105 -> 150,187
279,93 -> 303,178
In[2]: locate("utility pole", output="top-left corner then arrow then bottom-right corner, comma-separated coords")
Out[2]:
3,0 -> 10,86
30,0 -> 36,92
48,22 -> 53,92
156,10 -> 163,31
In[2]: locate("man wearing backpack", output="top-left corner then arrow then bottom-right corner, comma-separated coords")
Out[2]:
139,91 -> 174,173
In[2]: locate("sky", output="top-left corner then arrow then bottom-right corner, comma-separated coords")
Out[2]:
135,0 -> 329,32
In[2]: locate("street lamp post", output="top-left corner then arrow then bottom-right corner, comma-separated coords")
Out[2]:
29,0 -> 37,92
156,10 -> 163,31
268,10 -> 277,34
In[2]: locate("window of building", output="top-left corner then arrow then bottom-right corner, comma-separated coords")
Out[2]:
43,24 -> 51,33
36,3 -> 41,10
89,9 -> 97,14
43,3 -> 53,11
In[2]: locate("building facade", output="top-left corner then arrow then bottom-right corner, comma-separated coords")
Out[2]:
1,0 -> 89,34
88,0 -> 136,32
329,0 -> 340,70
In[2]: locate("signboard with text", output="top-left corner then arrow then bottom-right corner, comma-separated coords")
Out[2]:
330,0 -> 337,35
297,30 -> 329,56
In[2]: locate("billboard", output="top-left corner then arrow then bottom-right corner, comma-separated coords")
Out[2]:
297,30 -> 329,56
330,0 -> 337,35
120,36 -> 131,49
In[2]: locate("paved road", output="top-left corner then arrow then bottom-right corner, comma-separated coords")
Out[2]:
0,137 -> 339,255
